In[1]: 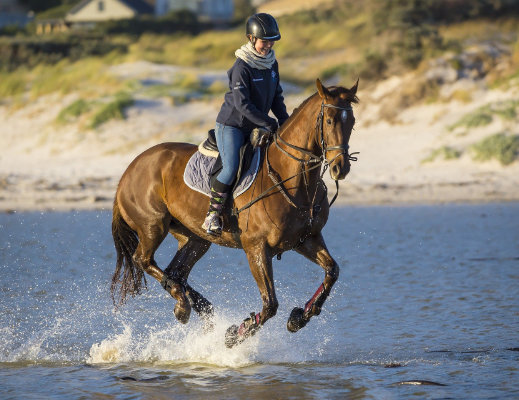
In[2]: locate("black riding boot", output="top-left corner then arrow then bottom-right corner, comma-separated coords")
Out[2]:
202,180 -> 230,236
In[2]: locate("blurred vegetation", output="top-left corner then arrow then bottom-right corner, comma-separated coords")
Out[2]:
0,56 -> 126,101
422,146 -> 462,163
0,35 -> 127,71
470,133 -> 519,165
19,0 -> 70,13
55,98 -> 91,124
1,0 -> 518,101
448,99 -> 519,133
89,92 -> 134,129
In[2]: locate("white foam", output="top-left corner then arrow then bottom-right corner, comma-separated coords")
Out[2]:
87,314 -> 259,367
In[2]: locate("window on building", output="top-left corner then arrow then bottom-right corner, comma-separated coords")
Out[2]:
98,1 -> 104,12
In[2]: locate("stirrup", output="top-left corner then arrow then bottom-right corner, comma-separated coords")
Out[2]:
202,212 -> 222,236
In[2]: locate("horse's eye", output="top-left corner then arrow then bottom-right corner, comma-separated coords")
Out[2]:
326,119 -> 332,125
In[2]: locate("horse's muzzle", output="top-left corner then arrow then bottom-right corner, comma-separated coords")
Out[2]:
330,157 -> 350,180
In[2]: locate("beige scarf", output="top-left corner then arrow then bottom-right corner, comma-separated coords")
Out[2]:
235,42 -> 276,70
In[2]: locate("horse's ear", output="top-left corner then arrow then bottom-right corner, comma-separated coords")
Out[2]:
350,78 -> 359,95
316,78 -> 331,100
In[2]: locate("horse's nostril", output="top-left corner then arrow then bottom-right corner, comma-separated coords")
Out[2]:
332,164 -> 341,178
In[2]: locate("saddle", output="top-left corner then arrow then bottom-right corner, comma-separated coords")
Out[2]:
198,128 -> 270,192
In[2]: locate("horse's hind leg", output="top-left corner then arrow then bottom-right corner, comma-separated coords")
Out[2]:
164,231 -> 213,320
132,215 -> 192,324
288,233 -> 339,332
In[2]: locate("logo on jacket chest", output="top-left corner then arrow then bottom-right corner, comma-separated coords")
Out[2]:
252,71 -> 277,84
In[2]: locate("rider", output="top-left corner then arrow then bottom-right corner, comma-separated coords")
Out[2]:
202,13 -> 290,235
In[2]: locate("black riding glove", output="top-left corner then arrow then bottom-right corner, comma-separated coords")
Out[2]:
266,119 -> 278,133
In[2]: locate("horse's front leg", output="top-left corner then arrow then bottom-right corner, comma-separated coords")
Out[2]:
225,243 -> 278,348
288,233 -> 339,332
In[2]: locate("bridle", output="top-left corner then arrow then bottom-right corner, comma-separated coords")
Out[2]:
233,100 -> 358,216
317,102 -> 355,162
274,101 -> 356,165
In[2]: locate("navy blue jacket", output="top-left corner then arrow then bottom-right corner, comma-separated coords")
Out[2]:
216,58 -> 289,133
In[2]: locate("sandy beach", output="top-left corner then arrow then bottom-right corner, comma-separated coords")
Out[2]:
1,61 -> 518,212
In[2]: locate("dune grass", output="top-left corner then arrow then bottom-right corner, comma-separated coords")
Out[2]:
0,71 -> 27,98
89,92 -> 134,129
470,133 -> 519,165
0,56 -> 128,104
29,57 -> 124,99
56,98 -> 92,124
422,146 -> 462,163
448,108 -> 494,132
448,99 -> 519,132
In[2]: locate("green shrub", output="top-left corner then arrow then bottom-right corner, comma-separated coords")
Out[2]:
56,99 -> 91,124
422,146 -> 462,163
448,106 -> 493,131
448,100 -> 519,132
89,92 -> 134,129
0,36 -> 127,72
493,99 -> 519,120
470,133 -> 519,165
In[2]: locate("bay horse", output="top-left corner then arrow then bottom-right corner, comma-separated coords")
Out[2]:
111,79 -> 359,347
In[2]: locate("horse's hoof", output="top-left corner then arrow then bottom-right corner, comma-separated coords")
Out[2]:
225,313 -> 261,348
225,325 -> 239,348
174,302 -> 191,324
287,307 -> 307,333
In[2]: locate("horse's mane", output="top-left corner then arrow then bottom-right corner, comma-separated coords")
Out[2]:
281,85 -> 359,129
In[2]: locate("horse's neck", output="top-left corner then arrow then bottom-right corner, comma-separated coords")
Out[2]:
279,98 -> 320,155
267,97 -> 322,188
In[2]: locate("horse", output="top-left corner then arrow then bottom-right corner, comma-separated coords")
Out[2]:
111,79 -> 359,347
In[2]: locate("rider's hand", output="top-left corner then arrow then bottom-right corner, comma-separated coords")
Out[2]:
266,119 -> 278,133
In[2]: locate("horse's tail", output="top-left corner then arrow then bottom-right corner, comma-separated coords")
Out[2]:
111,198 -> 146,307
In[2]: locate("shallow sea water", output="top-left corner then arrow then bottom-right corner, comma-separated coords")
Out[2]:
0,203 -> 518,399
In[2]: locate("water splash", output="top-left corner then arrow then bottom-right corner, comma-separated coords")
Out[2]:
87,314 -> 259,367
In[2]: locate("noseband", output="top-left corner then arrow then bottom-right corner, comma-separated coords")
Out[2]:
275,101 -> 358,167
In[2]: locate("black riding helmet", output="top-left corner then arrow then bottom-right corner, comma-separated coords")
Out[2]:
246,13 -> 281,41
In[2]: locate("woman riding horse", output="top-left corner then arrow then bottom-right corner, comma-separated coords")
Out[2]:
111,14 -> 359,345
202,13 -> 290,236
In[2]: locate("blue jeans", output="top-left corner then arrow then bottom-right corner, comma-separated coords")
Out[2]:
214,122 -> 247,186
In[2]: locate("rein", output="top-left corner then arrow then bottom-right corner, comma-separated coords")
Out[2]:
234,101 -> 358,216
